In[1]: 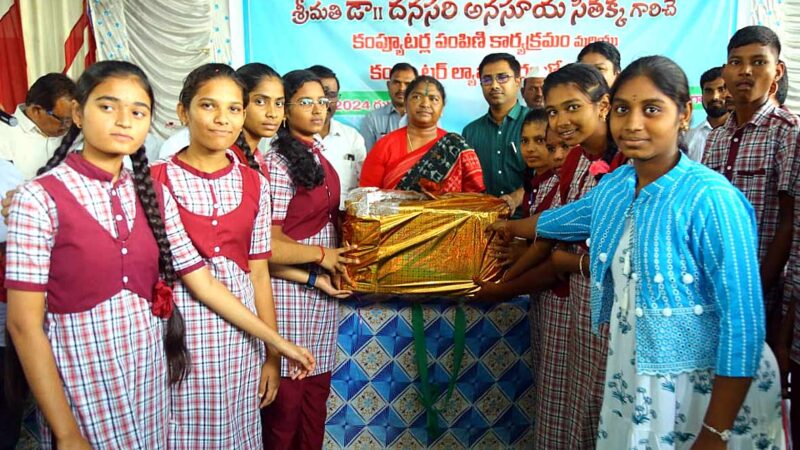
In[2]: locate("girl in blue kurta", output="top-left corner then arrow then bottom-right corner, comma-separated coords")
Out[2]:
495,56 -> 784,449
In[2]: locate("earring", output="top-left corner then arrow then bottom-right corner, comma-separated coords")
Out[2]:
282,118 -> 287,127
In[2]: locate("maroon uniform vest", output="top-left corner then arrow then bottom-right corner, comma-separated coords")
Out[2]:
280,145 -> 341,241
37,175 -> 161,314
151,159 -> 260,273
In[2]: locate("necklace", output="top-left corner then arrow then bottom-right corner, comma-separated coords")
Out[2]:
406,131 -> 415,152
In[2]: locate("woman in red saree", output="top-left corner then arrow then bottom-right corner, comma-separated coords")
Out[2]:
359,76 -> 485,194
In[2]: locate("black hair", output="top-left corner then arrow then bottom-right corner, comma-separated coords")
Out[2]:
521,108 -> 550,192
776,62 -> 789,106
34,61 -> 190,384
404,75 -> 446,103
699,66 -> 724,89
306,64 -> 339,92
25,73 -> 77,110
272,69 -> 325,189
543,63 -> 609,103
544,63 -> 617,163
577,42 -> 622,73
235,63 -> 283,174
478,53 -> 521,77
390,62 -> 418,78
179,63 -> 249,111
522,108 -> 549,127
609,56 -> 691,151
728,25 -> 781,57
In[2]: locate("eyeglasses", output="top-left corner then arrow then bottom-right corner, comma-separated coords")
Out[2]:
479,73 -> 514,86
286,97 -> 331,110
46,109 -> 73,126
324,91 -> 339,101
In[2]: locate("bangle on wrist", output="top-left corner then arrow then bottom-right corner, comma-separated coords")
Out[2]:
702,422 -> 731,442
316,246 -> 325,265
578,253 -> 587,278
305,271 -> 318,289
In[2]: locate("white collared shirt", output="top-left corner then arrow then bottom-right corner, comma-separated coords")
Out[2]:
685,120 -> 713,162
319,119 -> 367,209
0,104 -> 65,179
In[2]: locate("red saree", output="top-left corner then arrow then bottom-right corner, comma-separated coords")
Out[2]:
359,127 -> 485,193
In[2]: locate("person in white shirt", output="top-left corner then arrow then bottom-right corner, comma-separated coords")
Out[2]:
359,62 -> 417,152
307,65 -> 367,209
686,67 -> 731,161
157,127 -> 191,159
0,73 -> 77,179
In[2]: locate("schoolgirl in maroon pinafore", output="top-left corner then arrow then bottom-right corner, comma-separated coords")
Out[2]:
261,70 -> 342,450
151,64 -> 280,450
4,62 -> 205,449
534,63 -> 627,449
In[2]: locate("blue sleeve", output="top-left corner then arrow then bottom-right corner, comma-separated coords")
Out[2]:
536,188 -> 595,242
359,114 -> 378,152
696,185 -> 764,377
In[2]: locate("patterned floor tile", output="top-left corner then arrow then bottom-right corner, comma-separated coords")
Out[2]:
390,430 -> 426,450
472,429 -> 504,450
351,384 -> 388,423
481,339 -> 518,379
390,384 -> 425,426
354,338 -> 392,378
475,385 -> 512,425
431,430 -> 467,449
348,428 -> 383,450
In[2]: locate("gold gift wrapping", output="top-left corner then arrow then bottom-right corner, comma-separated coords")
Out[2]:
342,192 -> 509,296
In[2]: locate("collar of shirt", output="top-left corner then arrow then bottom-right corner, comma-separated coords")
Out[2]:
65,152 -> 132,186
327,118 -> 345,138
698,120 -> 713,131
483,101 -> 523,126
632,152 -> 693,200
381,103 -> 403,118
14,104 -> 48,138
725,101 -> 776,132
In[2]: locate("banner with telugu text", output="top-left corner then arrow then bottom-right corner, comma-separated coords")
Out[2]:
244,1 -> 739,132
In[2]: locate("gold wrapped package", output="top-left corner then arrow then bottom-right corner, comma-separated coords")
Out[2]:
342,189 -> 509,296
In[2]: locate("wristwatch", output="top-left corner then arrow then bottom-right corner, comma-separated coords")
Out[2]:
702,422 -> 731,442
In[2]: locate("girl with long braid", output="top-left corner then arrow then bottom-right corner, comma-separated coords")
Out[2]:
4,61 -> 314,450
233,63 -> 353,301
261,69 -> 345,449
150,63 -> 324,449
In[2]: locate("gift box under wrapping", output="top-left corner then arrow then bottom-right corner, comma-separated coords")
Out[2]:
342,189 -> 509,296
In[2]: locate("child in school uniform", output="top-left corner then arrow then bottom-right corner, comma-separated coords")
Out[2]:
702,26 -> 798,326
148,63 -> 290,450
3,61 -> 314,450
261,69 -> 343,450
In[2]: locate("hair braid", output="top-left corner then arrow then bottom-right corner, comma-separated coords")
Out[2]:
37,125 -> 81,175
235,132 -> 262,174
273,126 -> 324,189
129,147 -> 190,384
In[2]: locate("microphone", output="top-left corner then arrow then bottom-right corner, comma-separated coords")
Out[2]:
0,110 -> 18,127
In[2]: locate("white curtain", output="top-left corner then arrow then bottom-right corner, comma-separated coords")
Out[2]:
19,0 -> 89,82
90,0 -> 232,140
